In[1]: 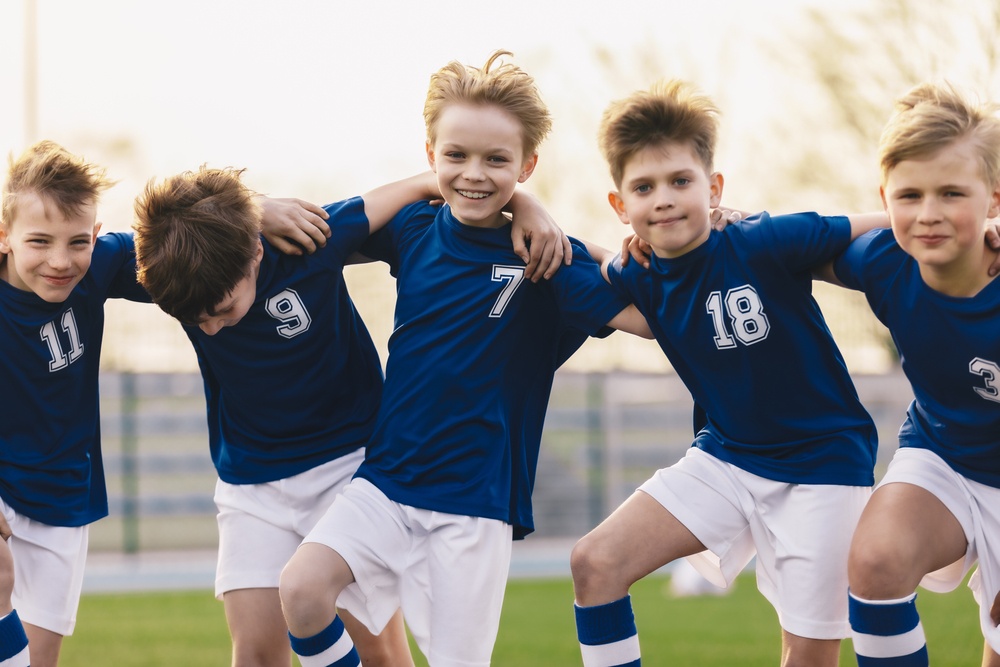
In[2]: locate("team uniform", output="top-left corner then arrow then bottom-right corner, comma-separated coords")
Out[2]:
180,196 -> 383,596
301,201 -> 629,666
602,212 -> 877,641
0,232 -> 148,635
834,228 -> 1000,655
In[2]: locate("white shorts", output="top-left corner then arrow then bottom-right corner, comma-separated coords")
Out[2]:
214,448 -> 364,598
878,447 -> 1000,652
303,477 -> 513,667
0,500 -> 88,636
640,447 -> 870,640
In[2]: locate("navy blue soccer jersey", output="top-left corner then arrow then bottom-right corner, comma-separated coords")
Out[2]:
608,211 -> 877,486
355,201 -> 629,538
835,228 -> 1000,487
183,197 -> 383,484
0,232 -> 149,526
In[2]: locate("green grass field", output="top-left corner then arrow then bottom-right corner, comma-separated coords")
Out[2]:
61,574 -> 985,666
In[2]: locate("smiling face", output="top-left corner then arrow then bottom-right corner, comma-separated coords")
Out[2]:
609,141 -> 723,259
426,103 -> 537,228
881,137 -> 1000,288
0,191 -> 99,303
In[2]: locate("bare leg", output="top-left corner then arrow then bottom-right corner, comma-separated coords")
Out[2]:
23,623 -> 61,667
571,490 -> 705,606
780,630 -> 840,667
341,608 -> 414,667
223,587 -> 290,667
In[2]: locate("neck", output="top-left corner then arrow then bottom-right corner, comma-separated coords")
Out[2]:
919,247 -> 999,297
452,211 -> 508,229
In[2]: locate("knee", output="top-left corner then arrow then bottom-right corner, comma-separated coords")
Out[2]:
570,533 -> 619,594
847,539 -> 910,599
278,560 -> 327,628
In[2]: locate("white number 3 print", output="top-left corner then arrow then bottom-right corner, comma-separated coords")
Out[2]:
705,285 -> 770,349
970,357 -> 1000,403
266,289 -> 312,338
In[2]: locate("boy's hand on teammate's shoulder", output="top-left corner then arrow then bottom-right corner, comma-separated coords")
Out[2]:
619,207 -> 746,269
986,219 -> 1000,277
258,197 -> 332,256
507,190 -> 573,282
620,234 -> 652,269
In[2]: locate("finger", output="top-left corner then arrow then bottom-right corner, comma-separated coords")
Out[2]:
296,217 -> 329,248
512,231 -> 532,266
561,233 -> 573,266
540,238 -> 565,281
529,239 -> 556,283
620,236 -> 631,267
294,198 -> 330,221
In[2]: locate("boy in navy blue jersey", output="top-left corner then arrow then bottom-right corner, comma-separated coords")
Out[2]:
825,83 -> 1000,667
0,140 -> 343,667
569,80 -> 890,667
132,163 -> 565,667
278,50 -> 654,667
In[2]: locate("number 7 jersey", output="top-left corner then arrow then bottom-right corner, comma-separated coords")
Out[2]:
608,212 -> 877,486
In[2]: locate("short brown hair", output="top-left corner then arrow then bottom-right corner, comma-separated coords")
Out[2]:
598,80 -> 720,188
133,167 -> 261,324
423,49 -> 552,157
2,140 -> 113,227
879,81 -> 1000,187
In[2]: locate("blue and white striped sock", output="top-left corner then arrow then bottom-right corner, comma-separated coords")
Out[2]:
575,595 -> 641,667
849,591 -> 928,666
288,615 -> 360,667
0,610 -> 29,667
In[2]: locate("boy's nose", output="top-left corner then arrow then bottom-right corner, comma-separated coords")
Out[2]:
47,248 -> 72,270
199,319 -> 225,336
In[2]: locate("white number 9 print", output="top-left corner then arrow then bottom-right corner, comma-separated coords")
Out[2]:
266,288 -> 312,338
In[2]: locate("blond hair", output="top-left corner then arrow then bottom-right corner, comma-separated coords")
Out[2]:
133,167 -> 261,324
2,140 -> 113,227
879,82 -> 1000,187
424,49 -> 552,157
598,79 -> 720,188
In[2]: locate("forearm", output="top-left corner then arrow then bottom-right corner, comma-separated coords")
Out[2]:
846,212 -> 889,240
362,172 -> 439,233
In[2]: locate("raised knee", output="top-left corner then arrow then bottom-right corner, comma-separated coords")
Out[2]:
848,542 -> 911,599
278,561 -> 325,626
570,534 -> 618,592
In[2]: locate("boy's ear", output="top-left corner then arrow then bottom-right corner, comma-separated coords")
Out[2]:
879,186 -> 889,212
518,154 -> 538,183
608,191 -> 630,225
425,142 -> 437,173
989,182 -> 1000,219
92,221 -> 102,241
0,225 -> 9,254
254,238 -> 264,265
708,172 -> 725,209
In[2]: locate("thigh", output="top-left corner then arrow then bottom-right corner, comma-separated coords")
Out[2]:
215,481 -> 304,598
413,515 -> 512,667
303,479 -> 411,637
751,481 -> 869,640
7,515 -> 87,637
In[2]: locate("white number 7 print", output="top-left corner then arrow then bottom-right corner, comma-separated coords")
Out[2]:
489,265 -> 526,318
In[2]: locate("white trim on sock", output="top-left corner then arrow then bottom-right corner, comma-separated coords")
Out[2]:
580,635 -> 641,666
297,630 -> 356,667
0,645 -> 29,667
852,623 -> 926,659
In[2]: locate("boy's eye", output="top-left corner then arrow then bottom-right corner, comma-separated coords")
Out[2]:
634,184 -> 652,194
487,155 -> 509,164
674,178 -> 691,187
444,152 -> 465,160
944,190 -> 965,198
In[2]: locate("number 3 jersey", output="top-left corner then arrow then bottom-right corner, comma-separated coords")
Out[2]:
0,232 -> 149,526
608,212 -> 877,486
835,228 -> 1000,488
184,197 -> 383,485
355,202 -> 629,538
